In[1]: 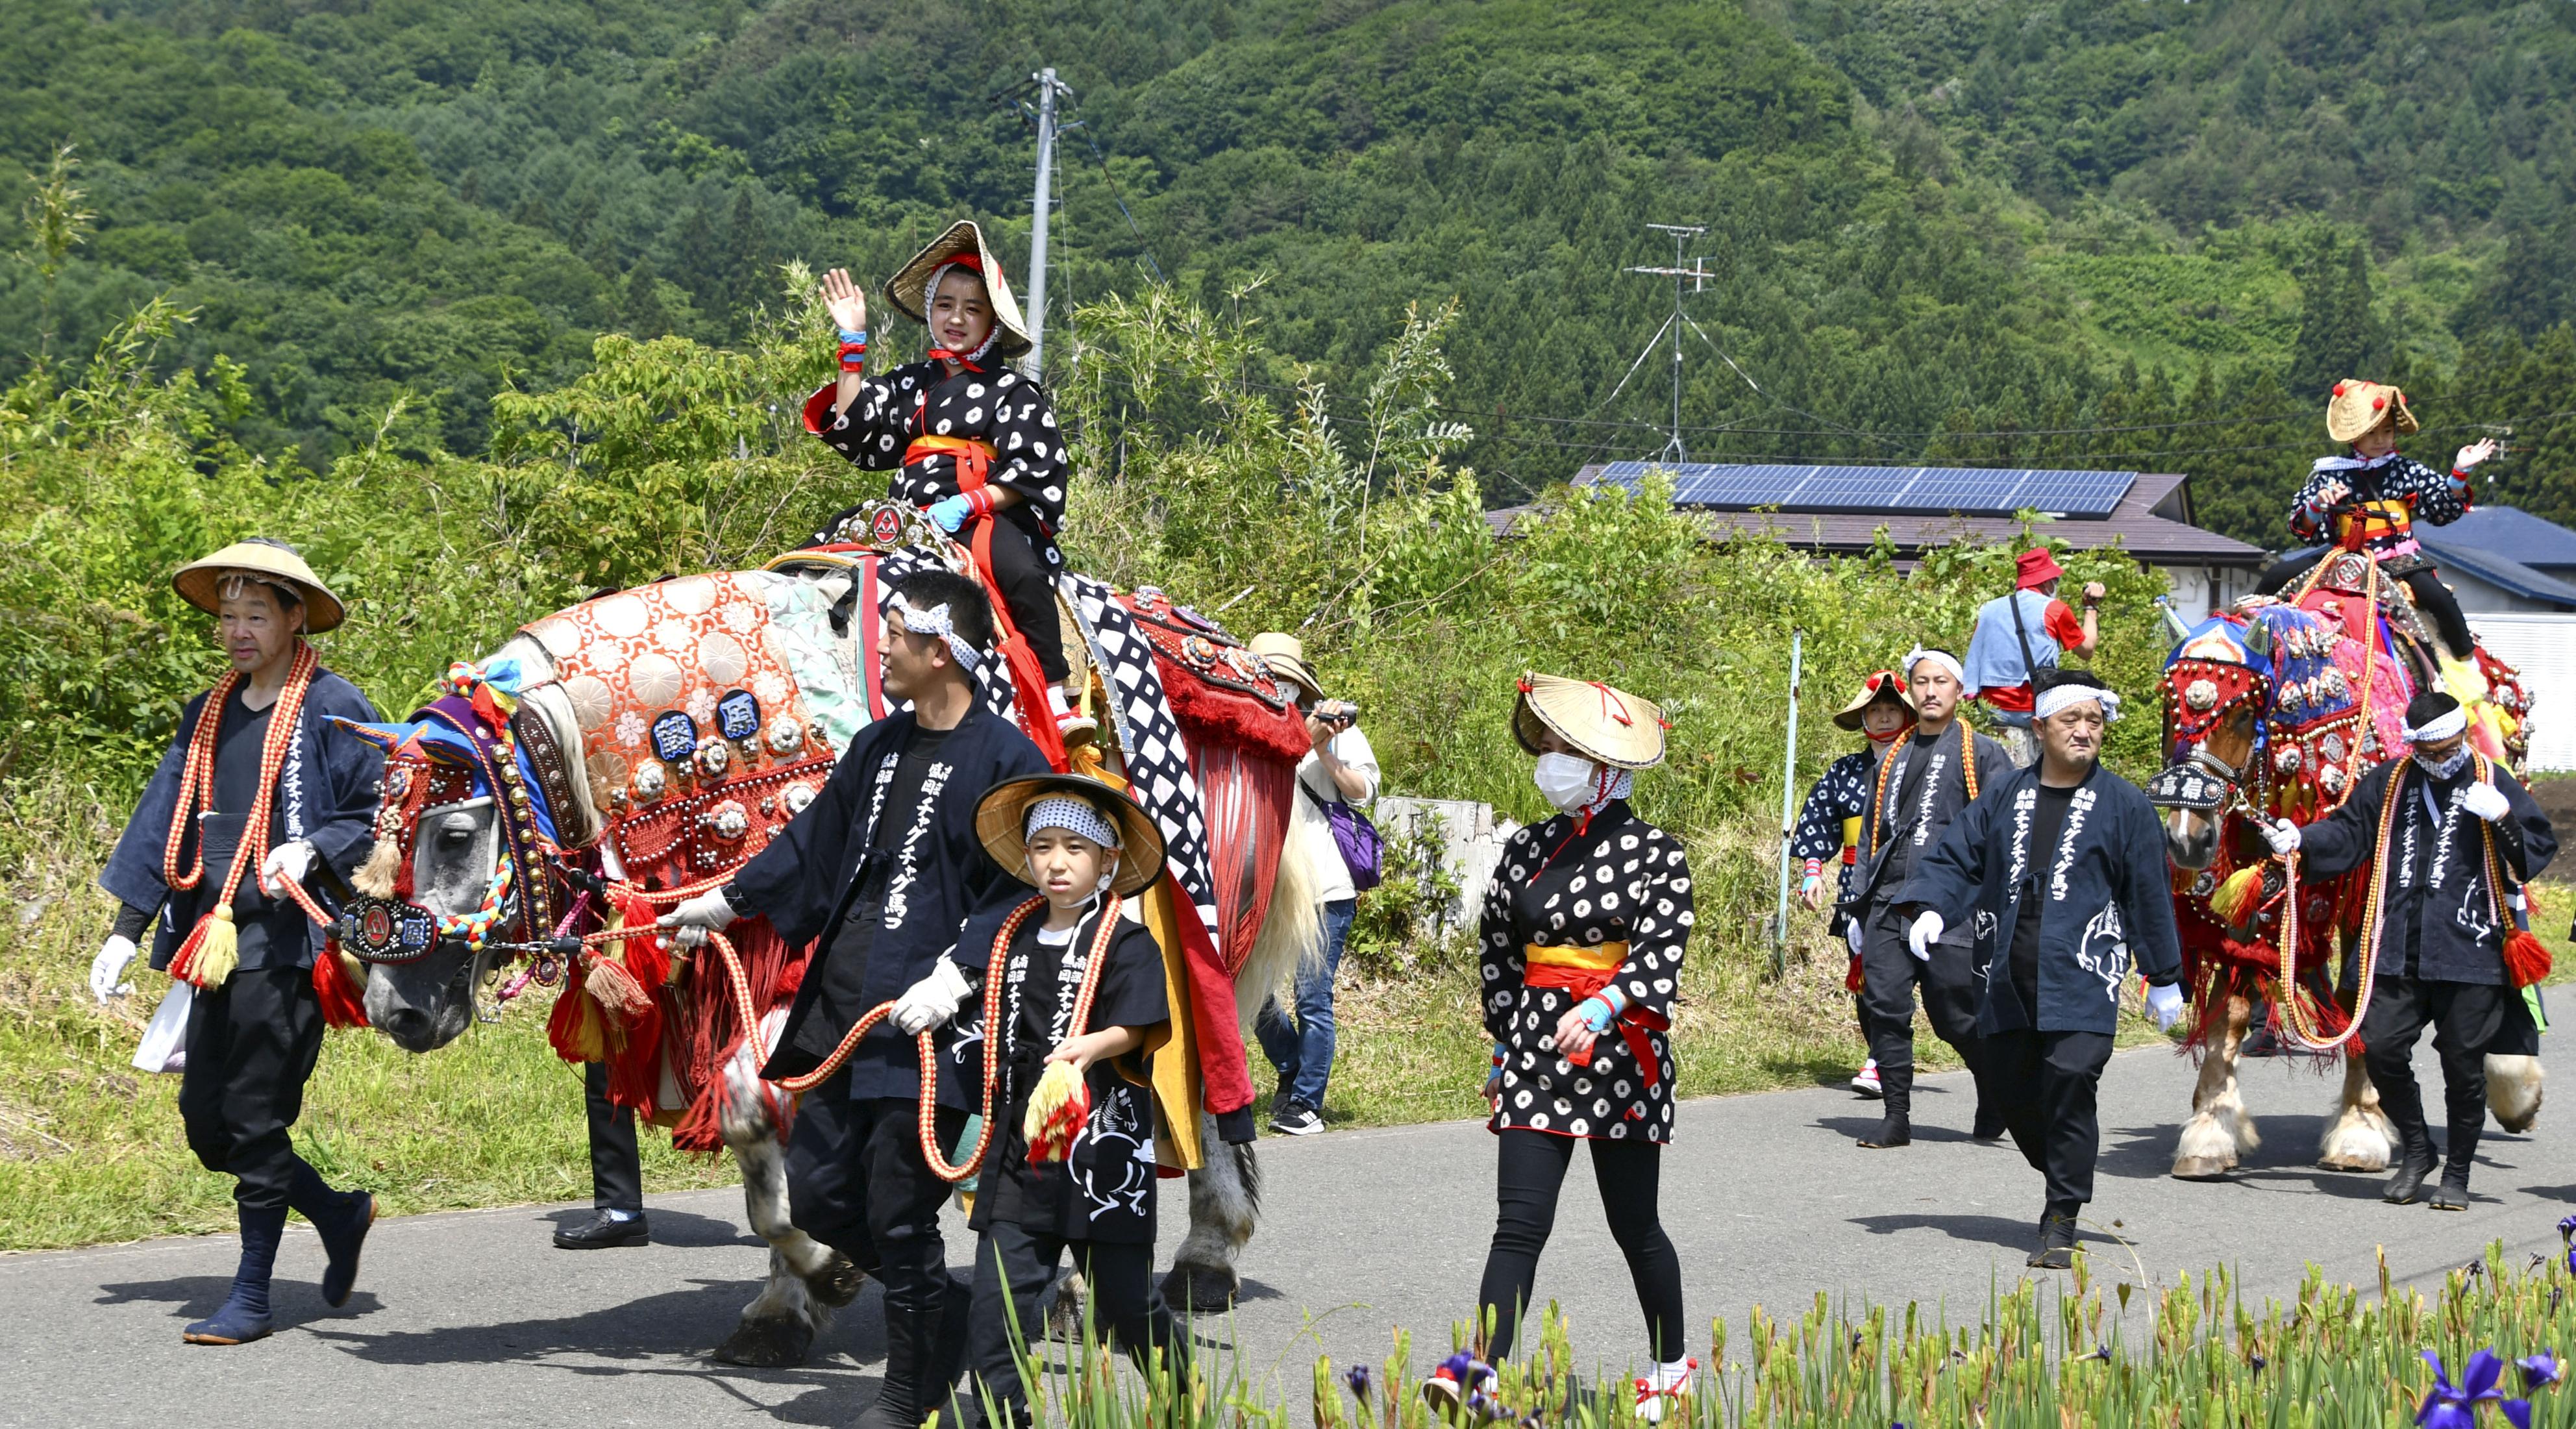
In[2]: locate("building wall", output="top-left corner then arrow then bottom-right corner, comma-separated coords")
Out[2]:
2156,563 -> 2264,621
2437,567 -> 2573,616
2461,613 -> 2576,772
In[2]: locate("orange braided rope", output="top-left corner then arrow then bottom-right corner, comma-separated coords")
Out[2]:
164,642 -> 321,988
2277,743 -> 2407,1052
1866,720 -> 1975,858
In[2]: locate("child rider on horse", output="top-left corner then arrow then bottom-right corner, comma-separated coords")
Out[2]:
804,219 -> 1093,746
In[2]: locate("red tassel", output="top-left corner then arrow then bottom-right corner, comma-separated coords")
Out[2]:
312,942 -> 372,1028
2503,929 -> 2553,989
1844,954 -> 1864,993
547,968 -> 606,1063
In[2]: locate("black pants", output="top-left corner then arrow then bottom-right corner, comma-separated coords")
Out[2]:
2257,549 -> 2472,660
2360,976 -> 2507,1182
1476,1130 -> 1684,1363
1974,1028 -> 2116,1215
584,1060 -> 643,1215
974,517 -> 1069,683
1856,911 -> 1985,1119
967,1223 -> 1184,1429
179,965 -> 327,1213
786,1074 -> 966,1285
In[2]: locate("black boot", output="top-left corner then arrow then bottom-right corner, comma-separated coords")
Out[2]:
861,1272 -> 947,1429
2383,1121 -> 2438,1205
2431,1079 -> 2484,1211
1860,1066 -> 1911,1148
290,1160 -> 376,1307
2027,1210 -> 2079,1270
185,1204 -> 287,1344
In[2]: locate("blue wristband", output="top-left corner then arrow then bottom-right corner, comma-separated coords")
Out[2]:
837,328 -> 869,345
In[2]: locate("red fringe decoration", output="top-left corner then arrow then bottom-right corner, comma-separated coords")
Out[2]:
669,917 -> 801,1154
1844,953 -> 1864,993
547,969 -> 606,1063
1148,651 -> 1312,764
2505,929 -> 2553,988
312,941 -> 371,1028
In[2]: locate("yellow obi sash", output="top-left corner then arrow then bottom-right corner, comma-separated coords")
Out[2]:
1525,940 -> 1629,975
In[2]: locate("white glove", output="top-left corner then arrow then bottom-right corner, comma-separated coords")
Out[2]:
258,839 -> 316,897
2261,818 -> 2301,855
91,935 -> 139,1002
658,887 -> 739,949
1906,910 -> 1944,962
2464,781 -> 2510,823
893,958 -> 974,1035
1844,918 -> 1865,954
2145,981 -> 2185,1032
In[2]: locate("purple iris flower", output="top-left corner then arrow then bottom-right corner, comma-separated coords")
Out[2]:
2419,1350 -> 2505,1429
2501,1401 -> 2533,1429
1344,1365 -> 1373,1400
2518,1352 -> 2562,1392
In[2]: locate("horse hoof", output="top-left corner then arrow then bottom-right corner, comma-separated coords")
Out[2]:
2170,1157 -> 2236,1180
715,1315 -> 815,1367
2319,1150 -> 2392,1173
1159,1261 -> 1239,1313
806,1253 -> 864,1308
1046,1293 -> 1086,1343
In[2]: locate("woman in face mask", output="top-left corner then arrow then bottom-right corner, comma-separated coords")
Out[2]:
1423,674 -> 1696,1422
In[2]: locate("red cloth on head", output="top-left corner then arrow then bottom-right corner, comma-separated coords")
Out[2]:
2016,547 -> 2066,590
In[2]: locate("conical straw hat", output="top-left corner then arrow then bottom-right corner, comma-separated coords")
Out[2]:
973,773 -> 1167,897
1832,669 -> 1916,732
1511,673 -> 1666,770
173,538 -> 345,632
884,219 -> 1033,360
2324,379 -> 2418,443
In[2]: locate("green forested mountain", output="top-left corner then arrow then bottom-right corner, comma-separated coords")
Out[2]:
5,0 -> 2575,541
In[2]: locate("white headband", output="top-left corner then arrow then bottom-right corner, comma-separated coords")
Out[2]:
1905,647 -> 1965,686
1026,795 -> 1120,849
2033,682 -> 2121,723
2404,708 -> 2468,743
893,596 -> 984,673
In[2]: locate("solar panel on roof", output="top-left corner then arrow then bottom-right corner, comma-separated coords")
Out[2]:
1585,462 -> 2135,519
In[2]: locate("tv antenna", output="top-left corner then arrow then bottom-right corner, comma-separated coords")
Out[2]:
1605,223 -> 1713,465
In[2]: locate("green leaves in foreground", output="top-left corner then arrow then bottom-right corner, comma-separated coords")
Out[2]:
1022,1243 -> 2576,1429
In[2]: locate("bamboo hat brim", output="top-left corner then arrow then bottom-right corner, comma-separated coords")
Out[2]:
974,773 -> 1167,897
884,219 -> 1034,360
1511,672 -> 1666,770
2325,379 -> 2419,443
1832,669 -> 1916,732
173,539 -> 345,633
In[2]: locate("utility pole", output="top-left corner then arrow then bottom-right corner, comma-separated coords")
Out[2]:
1022,67 -> 1071,381
1616,223 -> 1711,465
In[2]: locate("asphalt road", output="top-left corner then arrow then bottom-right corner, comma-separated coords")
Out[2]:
10,1041 -> 2573,1427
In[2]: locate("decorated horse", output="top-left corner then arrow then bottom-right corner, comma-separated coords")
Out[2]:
314,503 -> 1320,1365
2144,562 -> 2539,1181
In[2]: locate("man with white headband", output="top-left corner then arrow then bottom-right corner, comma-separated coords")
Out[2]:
1840,645 -> 2014,1150
660,565 -> 1046,1429
1896,669 -> 2184,1269
2262,691 -> 2557,1210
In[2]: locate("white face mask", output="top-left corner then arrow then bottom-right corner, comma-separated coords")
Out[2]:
2412,747 -> 2471,782
1533,752 -> 1605,814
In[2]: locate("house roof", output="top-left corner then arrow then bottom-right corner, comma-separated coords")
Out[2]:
2433,506 -> 2576,573
2412,533 -> 2576,610
1515,465 -> 2266,568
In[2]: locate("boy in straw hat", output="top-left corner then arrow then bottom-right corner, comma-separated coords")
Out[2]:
2254,379 -> 2498,665
92,538 -> 386,1343
1430,673 -> 1698,1422
2260,690 -> 2555,1209
1896,670 -> 2185,1268
804,221 -> 1094,745
1790,670 -> 1916,1098
939,773 -> 1185,1428
1842,648 -> 2014,1150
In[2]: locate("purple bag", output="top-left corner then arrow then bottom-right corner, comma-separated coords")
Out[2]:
1307,784 -> 1385,892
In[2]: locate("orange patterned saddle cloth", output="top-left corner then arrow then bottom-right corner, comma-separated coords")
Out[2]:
523,574 -> 837,891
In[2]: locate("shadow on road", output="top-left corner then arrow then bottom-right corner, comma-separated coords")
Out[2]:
1812,1115 -> 1983,1145
1845,1212 -> 2107,1252
97,1276 -> 386,1331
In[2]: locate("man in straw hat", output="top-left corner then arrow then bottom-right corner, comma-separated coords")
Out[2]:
1790,669 -> 1916,1098
1433,673 -> 1697,1421
1245,631 -> 1380,1136
660,565 -> 1046,1429
2260,690 -> 2555,1209
1963,546 -> 2103,768
2255,379 -> 2498,667
945,773 -> 1186,1429
804,221 -> 1095,746
1896,669 -> 2185,1269
93,538 -> 386,1343
1841,647 -> 2014,1149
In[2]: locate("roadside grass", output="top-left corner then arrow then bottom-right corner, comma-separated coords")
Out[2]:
9,774 -> 2572,1251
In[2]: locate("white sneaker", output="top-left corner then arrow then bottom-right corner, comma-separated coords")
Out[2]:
1634,1357 -> 1696,1424
1850,1060 -> 1883,1099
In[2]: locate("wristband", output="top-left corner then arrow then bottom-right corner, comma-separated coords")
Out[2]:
963,486 -> 997,517
1802,858 -> 1822,879
837,328 -> 868,345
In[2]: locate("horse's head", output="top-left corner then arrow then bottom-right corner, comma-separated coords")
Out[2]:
2148,606 -> 2368,873
340,654 -> 567,1052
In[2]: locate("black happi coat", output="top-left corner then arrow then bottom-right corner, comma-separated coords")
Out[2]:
943,897 -> 1171,1245
1790,749 -> 1876,938
1848,723 -> 2015,943
99,667 -> 382,973
1479,801 -> 1694,1142
1898,764 -> 2185,1035
740,704 -> 1048,1099
2296,757 -> 2556,985
810,361 -> 1070,571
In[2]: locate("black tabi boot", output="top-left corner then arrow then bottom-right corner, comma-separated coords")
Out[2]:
185,1204 -> 288,1344
2383,1121 -> 2438,1206
2027,1209 -> 2080,1271
1962,1043 -> 2006,1141
860,1271 -> 956,1429
1860,1069 -> 1911,1149
2431,1100 -> 2483,1212
290,1160 -> 377,1307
